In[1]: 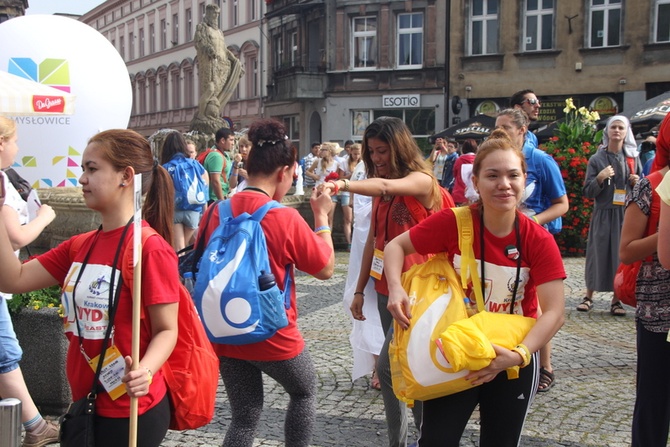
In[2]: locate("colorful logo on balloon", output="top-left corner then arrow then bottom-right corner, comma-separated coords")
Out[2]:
8,57 -> 70,93
8,58 -> 79,186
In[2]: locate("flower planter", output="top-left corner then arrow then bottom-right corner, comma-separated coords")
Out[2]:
11,307 -> 71,415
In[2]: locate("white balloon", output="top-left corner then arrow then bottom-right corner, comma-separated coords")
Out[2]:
0,15 -> 132,187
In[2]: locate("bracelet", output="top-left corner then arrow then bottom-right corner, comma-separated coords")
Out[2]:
511,344 -> 531,368
143,366 -> 153,384
315,229 -> 332,235
328,181 -> 340,195
353,292 -> 364,296
343,179 -> 350,192
531,215 -> 539,224
314,225 -> 330,233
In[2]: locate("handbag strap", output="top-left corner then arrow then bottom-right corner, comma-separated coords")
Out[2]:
72,219 -> 133,397
454,206 -> 485,312
454,206 -> 521,314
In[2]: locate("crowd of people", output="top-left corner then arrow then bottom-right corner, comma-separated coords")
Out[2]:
0,91 -> 669,447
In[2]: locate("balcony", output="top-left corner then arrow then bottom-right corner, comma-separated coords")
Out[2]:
265,0 -> 324,19
268,63 -> 328,101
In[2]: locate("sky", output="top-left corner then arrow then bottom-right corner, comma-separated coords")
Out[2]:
26,0 -> 106,16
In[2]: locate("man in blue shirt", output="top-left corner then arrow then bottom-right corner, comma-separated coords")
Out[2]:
510,90 -> 568,234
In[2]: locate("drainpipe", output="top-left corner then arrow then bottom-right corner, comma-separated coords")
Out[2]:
444,0 -> 451,128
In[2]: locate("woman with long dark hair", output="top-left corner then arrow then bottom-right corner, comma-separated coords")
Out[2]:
323,116 -> 449,447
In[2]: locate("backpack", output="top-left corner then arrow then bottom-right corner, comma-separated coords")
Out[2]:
69,228 -> 219,430
163,154 -> 207,211
196,147 -> 218,166
197,148 -> 228,182
4,168 -> 32,202
614,170 -> 664,307
404,186 -> 455,223
192,200 -> 292,345
177,201 -> 222,282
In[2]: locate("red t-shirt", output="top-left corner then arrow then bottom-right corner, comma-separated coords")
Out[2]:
452,153 -> 476,204
373,195 -> 431,295
198,192 -> 332,361
409,205 -> 566,318
37,222 -> 180,417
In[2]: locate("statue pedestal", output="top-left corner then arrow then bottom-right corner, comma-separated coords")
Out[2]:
190,115 -> 226,136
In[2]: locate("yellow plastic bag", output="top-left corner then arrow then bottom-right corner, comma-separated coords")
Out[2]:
389,206 -> 536,404
389,252 -> 476,404
437,311 -> 536,372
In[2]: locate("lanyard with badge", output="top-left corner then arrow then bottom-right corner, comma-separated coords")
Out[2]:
72,219 -> 132,400
370,196 -> 396,280
477,210 -> 522,314
606,151 -> 626,206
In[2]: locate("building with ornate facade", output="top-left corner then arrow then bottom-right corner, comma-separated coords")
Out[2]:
55,0 -> 670,156
80,0 -> 265,138
445,0 -> 670,131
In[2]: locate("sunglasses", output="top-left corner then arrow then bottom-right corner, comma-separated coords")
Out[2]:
524,98 -> 541,106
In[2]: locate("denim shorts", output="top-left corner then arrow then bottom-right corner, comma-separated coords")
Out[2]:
0,296 -> 22,374
332,193 -> 351,206
174,210 -> 202,229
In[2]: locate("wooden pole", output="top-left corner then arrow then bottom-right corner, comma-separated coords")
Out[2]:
129,173 -> 143,447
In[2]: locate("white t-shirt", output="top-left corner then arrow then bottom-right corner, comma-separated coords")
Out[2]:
1,173 -> 29,299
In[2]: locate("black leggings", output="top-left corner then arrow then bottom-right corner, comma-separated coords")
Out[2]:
632,322 -> 670,447
93,393 -> 170,447
219,349 -> 317,447
419,352 -> 539,447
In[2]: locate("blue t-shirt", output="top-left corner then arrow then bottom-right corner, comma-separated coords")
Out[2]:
522,132 -> 566,234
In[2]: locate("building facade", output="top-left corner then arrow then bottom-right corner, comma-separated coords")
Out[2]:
264,0 -> 447,154
76,0 -> 669,155
446,0 -> 670,132
80,0 -> 266,137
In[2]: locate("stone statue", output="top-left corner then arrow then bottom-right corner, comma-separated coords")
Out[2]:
190,4 -> 243,135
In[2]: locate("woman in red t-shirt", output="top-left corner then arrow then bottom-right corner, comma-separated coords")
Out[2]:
197,118 -> 334,447
323,116 -> 448,447
0,129 -> 180,446
384,129 -> 566,447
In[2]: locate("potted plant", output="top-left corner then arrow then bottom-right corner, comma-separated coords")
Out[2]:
8,286 -> 71,415
541,98 -> 603,256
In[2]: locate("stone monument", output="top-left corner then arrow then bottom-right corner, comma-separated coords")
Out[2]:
190,4 -> 243,136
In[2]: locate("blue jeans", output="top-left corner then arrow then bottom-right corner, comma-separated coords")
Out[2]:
0,296 -> 22,374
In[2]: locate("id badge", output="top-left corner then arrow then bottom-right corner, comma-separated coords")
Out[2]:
88,345 -> 127,401
370,248 -> 384,280
613,189 -> 626,206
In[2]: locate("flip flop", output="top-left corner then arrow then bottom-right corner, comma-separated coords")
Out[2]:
537,367 -> 555,393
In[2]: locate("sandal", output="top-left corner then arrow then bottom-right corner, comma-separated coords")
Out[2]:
576,297 -> 593,312
610,301 -> 626,317
537,367 -> 555,393
370,369 -> 381,391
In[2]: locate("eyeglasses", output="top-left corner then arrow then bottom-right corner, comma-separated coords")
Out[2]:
524,98 -> 541,106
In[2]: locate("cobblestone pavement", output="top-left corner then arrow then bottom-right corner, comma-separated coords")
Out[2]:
162,253 -> 643,447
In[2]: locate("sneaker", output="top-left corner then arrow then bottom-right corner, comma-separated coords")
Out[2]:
22,421 -> 59,447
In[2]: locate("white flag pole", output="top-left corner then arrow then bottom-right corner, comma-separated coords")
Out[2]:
129,173 -> 143,447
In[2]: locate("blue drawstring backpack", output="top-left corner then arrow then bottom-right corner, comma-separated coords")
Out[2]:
192,200 -> 291,345
163,153 -> 207,212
